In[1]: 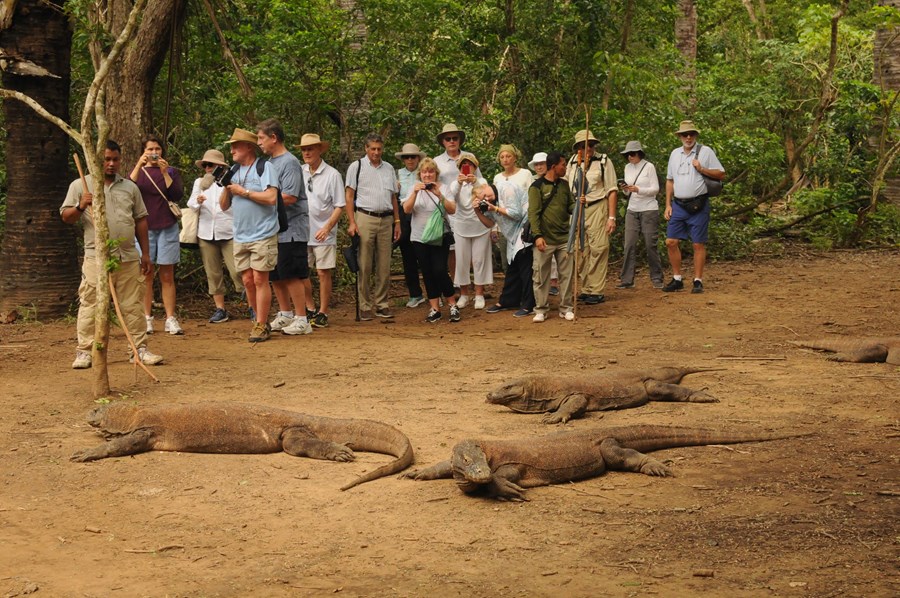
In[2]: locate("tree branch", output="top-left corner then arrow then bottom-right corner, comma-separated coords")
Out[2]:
0,88 -> 82,144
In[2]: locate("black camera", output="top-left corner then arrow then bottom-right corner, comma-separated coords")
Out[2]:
213,165 -> 235,187
478,198 -> 495,214
424,182 -> 435,190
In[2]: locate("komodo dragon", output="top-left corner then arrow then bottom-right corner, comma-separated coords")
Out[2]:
486,367 -> 720,423
791,337 -> 900,364
70,402 -> 414,490
403,425 -> 806,501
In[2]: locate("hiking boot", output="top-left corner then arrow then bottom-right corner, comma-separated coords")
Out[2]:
283,316 -> 313,335
130,346 -> 164,365
312,312 -> 329,328
406,296 -> 426,308
359,310 -> 374,321
449,305 -> 461,322
532,313 -> 546,323
209,308 -> 229,324
270,313 -> 294,331
473,295 -> 486,310
615,282 -> 634,289
375,308 -> 394,319
652,280 -> 664,289
662,278 -> 684,292
486,304 -> 505,314
165,316 -> 184,335
577,293 -> 589,302
248,322 -> 271,343
456,295 -> 469,309
513,308 -> 533,318
426,308 -> 442,323
306,307 -> 318,319
72,350 -> 92,369
145,315 -> 154,334
692,279 -> 704,294
584,294 -> 605,305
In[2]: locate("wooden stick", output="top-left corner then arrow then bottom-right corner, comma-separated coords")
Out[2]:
73,153 -> 93,219
715,356 -> 787,361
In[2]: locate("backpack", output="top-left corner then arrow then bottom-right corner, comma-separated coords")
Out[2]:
228,158 -> 289,232
695,144 -> 724,197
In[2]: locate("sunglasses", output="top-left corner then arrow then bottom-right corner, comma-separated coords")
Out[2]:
625,152 -> 640,157
443,136 -> 460,142
678,132 -> 697,137
401,155 -> 419,160
201,162 -> 215,168
307,176 -> 313,193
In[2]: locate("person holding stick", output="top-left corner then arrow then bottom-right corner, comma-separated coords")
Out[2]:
61,140 -> 164,368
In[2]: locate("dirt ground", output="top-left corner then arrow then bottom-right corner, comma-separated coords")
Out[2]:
1,249 -> 898,597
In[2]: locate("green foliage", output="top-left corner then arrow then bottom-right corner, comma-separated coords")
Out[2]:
104,238 -> 123,272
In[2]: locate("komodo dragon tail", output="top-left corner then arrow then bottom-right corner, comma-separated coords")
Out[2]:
605,425 -> 812,454
790,338 -> 896,352
310,417 -> 414,491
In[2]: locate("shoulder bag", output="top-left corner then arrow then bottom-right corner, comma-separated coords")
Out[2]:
141,166 -> 182,219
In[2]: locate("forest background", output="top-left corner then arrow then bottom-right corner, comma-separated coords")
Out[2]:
0,0 -> 898,318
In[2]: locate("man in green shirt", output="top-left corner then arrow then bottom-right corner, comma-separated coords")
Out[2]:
529,152 -> 575,323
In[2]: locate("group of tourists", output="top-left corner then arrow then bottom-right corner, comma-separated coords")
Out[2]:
60,118 -> 724,366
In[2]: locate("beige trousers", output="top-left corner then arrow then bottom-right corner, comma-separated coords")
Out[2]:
76,258 -> 147,351
533,243 -> 574,316
355,212 -> 393,312
578,199 -> 610,294
199,238 -> 244,296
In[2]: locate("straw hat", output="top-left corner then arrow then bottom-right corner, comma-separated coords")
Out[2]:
224,128 -> 257,145
527,152 -> 547,171
572,129 -> 599,150
194,149 -> 227,168
296,133 -> 331,153
394,142 -> 426,160
436,123 -> 466,146
455,152 -> 479,170
675,120 -> 700,135
620,141 -> 645,156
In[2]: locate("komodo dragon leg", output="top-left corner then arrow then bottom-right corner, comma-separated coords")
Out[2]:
645,380 -> 718,403
399,460 -> 452,480
827,346 -> 889,363
282,427 -> 355,462
541,393 -> 590,424
598,438 -> 673,477
482,465 -> 529,501
70,428 -> 155,462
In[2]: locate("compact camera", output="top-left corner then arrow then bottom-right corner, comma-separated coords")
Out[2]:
149,153 -> 160,162
424,182 -> 435,190
212,164 -> 235,187
478,198 -> 496,214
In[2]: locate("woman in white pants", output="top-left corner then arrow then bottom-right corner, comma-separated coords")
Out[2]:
448,152 -> 491,309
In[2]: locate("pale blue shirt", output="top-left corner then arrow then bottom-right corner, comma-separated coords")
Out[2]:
397,167 -> 418,200
667,144 -> 723,199
232,159 -> 278,243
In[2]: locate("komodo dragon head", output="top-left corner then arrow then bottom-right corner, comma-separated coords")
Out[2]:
450,440 -> 493,492
486,379 -> 558,413
84,404 -> 138,438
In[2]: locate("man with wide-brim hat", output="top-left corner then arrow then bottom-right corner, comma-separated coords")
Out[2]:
616,140 -> 664,290
297,133 -> 345,329
435,123 -> 482,189
662,119 -> 725,295
394,142 -> 428,308
220,126 -> 280,342
566,128 -> 618,306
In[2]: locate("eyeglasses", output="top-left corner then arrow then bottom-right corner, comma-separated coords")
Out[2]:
443,136 -> 460,142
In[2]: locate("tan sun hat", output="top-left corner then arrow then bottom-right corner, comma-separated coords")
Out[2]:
675,120 -> 700,135
572,129 -> 599,150
224,128 -> 257,145
436,123 -> 466,146
394,142 -> 426,160
194,149 -> 227,168
296,133 -> 331,153
455,152 -> 480,170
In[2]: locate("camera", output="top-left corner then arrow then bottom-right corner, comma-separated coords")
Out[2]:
617,178 -> 626,187
424,182 -> 435,190
212,164 -> 235,187
149,153 -> 159,162
478,198 -> 495,214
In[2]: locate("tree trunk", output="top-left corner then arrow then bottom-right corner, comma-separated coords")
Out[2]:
675,0 -> 697,114
874,0 -> 900,207
100,0 -> 186,164
0,0 -> 79,319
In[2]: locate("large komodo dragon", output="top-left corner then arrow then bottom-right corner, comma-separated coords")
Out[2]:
792,337 -> 900,364
404,425 -> 806,500
70,402 -> 414,490
486,367 -> 720,423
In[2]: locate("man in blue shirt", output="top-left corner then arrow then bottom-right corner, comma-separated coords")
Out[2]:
663,120 -> 725,294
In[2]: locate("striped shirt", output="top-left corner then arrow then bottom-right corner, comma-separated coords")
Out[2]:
345,158 -> 398,212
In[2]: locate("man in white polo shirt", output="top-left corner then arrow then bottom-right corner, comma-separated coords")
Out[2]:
345,133 -> 400,321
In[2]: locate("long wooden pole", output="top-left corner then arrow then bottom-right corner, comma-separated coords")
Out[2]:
73,153 -> 158,383
573,106 -> 590,321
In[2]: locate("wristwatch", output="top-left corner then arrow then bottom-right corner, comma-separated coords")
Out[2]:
75,204 -> 85,212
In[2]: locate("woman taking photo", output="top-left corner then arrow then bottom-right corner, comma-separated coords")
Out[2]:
447,152 -> 490,310
617,140 -> 663,289
402,158 -> 460,323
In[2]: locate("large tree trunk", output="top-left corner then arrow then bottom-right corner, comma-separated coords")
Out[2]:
675,0 -> 697,114
874,0 -> 900,207
99,0 -> 186,164
0,0 -> 79,318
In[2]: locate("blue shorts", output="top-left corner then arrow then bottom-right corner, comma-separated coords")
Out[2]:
666,201 -> 710,244
148,223 -> 181,265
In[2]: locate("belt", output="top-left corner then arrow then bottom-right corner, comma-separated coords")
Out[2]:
674,194 -> 709,202
356,207 -> 393,218
585,199 -> 606,207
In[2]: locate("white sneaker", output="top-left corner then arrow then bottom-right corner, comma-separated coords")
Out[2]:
457,295 -> 469,309
533,313 -> 546,323
72,350 -> 92,369
130,346 -> 164,366
474,295 -> 485,310
562,311 -> 575,321
145,315 -> 154,334
282,316 -> 312,336
406,296 -> 426,308
270,313 -> 294,332
164,316 -> 184,335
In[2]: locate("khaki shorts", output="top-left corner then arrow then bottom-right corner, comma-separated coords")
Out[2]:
308,244 -> 337,270
234,234 -> 278,272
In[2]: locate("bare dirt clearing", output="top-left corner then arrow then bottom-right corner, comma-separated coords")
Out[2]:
1,250 -> 898,597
